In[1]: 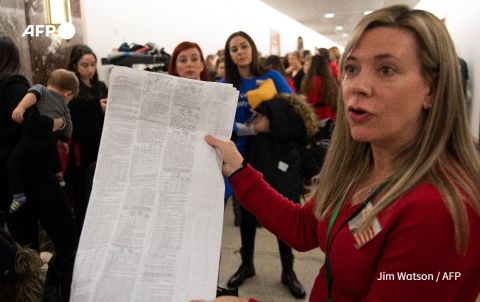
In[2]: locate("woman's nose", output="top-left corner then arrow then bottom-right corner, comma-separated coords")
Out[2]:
348,71 -> 373,97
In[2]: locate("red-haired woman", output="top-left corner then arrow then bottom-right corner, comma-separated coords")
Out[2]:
168,41 -> 211,81
168,41 -> 236,204
300,55 -> 339,121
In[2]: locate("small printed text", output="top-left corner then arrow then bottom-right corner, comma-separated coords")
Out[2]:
377,271 -> 461,282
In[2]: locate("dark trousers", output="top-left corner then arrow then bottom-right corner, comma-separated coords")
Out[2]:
68,164 -> 89,235
239,195 -> 300,259
1,155 -> 78,294
7,135 -> 62,194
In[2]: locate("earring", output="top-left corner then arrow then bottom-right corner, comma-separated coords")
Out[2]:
424,103 -> 432,109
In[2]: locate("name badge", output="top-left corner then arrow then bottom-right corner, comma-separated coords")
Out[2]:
348,203 -> 382,249
278,161 -> 289,172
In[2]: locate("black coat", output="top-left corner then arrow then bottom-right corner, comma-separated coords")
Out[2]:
0,75 -> 53,169
248,97 -> 309,201
67,81 -> 107,170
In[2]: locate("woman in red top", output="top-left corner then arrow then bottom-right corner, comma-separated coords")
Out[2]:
194,5 -> 480,302
300,55 -> 339,121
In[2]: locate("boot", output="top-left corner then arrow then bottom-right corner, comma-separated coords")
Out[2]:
227,248 -> 255,288
58,252 -> 76,302
281,254 -> 306,299
232,195 -> 242,227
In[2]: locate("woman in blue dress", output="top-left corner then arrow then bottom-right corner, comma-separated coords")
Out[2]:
221,31 -> 305,298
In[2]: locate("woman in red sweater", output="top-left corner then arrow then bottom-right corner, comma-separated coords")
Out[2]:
194,5 -> 480,302
300,55 -> 339,121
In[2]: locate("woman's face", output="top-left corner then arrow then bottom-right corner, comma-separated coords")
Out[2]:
288,54 -> 301,69
303,59 -> 311,74
175,47 -> 205,80
342,27 -> 432,150
216,62 -> 225,78
228,36 -> 253,68
75,54 -> 97,81
329,50 -> 337,63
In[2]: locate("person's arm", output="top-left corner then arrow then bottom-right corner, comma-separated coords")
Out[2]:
11,92 -> 37,123
100,98 -> 107,113
230,165 -> 319,251
205,135 -> 319,251
4,75 -> 53,137
60,109 -> 73,142
52,117 -> 65,132
235,122 -> 255,137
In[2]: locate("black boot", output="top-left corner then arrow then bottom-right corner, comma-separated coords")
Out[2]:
58,252 -> 76,302
281,254 -> 306,299
227,248 -> 255,288
232,195 -> 242,227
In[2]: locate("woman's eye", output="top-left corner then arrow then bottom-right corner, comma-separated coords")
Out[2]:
179,58 -> 187,63
81,64 -> 89,68
191,57 -> 198,62
230,47 -> 237,53
380,66 -> 394,75
344,65 -> 356,74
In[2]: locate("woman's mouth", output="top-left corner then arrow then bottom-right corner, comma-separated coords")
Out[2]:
348,107 -> 371,122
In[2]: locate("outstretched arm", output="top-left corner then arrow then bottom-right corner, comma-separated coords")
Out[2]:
205,134 -> 319,252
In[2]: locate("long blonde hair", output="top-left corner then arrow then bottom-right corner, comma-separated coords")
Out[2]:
314,5 -> 480,254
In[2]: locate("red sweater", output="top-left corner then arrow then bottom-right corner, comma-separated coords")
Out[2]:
230,166 -> 480,302
305,75 -> 336,121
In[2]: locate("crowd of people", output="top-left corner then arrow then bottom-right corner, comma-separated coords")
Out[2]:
1,4 -> 480,302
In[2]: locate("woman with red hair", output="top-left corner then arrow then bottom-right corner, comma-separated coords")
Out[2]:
168,41 -> 211,81
168,41 -> 236,204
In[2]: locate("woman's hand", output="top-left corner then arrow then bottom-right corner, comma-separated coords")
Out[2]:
190,297 -> 248,302
247,112 -> 270,134
100,98 -> 108,113
205,135 -> 244,177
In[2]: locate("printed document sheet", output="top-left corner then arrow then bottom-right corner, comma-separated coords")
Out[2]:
70,66 -> 238,301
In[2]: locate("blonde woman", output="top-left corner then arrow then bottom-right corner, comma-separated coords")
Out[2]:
328,46 -> 341,64
285,50 -> 304,93
197,5 -> 480,302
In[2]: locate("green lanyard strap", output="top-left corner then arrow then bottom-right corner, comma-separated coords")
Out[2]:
325,180 -> 390,302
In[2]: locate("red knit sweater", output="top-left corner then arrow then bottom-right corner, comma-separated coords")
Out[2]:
305,75 -> 336,121
230,166 -> 480,302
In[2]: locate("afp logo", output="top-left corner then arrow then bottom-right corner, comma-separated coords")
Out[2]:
22,22 -> 75,40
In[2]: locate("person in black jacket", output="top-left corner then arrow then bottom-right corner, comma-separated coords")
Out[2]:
0,36 -> 77,302
228,93 -> 318,298
66,44 -> 108,234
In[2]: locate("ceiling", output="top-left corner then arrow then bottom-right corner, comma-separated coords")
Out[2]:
259,0 -> 421,47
